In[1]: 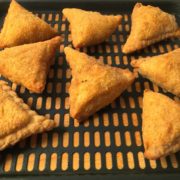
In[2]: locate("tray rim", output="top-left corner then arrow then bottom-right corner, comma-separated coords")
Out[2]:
0,0 -> 180,179
1,174 -> 180,180
0,0 -> 180,12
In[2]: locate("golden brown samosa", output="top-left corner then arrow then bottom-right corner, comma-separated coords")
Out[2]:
142,90 -> 180,159
62,8 -> 122,48
64,47 -> 135,122
0,80 -> 55,151
0,36 -> 61,93
0,0 -> 58,48
131,48 -> 180,97
123,3 -> 180,54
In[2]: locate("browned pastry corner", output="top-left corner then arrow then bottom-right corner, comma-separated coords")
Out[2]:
142,90 -> 180,159
0,80 -> 55,151
123,3 -> 180,54
62,8 -> 122,48
131,48 -> 180,97
64,47 -> 135,122
0,36 -> 61,93
0,0 -> 58,48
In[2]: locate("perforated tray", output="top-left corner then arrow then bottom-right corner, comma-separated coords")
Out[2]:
0,0 -> 180,179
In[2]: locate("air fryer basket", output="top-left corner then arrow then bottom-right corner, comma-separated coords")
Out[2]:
0,0 -> 179,179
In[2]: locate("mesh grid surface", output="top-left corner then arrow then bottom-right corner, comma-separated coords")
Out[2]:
0,9 -> 180,176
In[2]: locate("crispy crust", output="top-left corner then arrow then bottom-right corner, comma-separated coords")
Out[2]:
63,8 -> 122,48
0,0 -> 58,48
0,80 -> 55,151
0,36 -> 61,93
131,48 -> 180,97
123,3 -> 180,54
143,90 -> 180,159
64,47 -> 135,122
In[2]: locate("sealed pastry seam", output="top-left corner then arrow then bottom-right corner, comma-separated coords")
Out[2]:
123,30 -> 180,54
0,80 -> 55,151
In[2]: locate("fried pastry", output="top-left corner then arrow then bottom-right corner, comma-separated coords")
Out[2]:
0,36 -> 61,93
131,48 -> 180,97
62,8 -> 122,48
123,3 -> 180,54
0,0 -> 58,48
0,80 -> 55,151
64,47 -> 135,122
142,90 -> 180,159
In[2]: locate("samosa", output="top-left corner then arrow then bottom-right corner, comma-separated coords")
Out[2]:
0,36 -> 61,93
131,48 -> 180,97
0,80 -> 55,151
123,3 -> 180,54
64,47 -> 135,122
0,0 -> 58,48
63,8 -> 122,48
142,90 -> 180,159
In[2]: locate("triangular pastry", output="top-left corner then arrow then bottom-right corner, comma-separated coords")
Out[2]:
142,90 -> 180,159
123,3 -> 180,54
0,80 -> 55,151
62,8 -> 122,48
64,47 -> 135,122
0,36 -> 61,93
131,48 -> 180,97
0,0 -> 58,48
